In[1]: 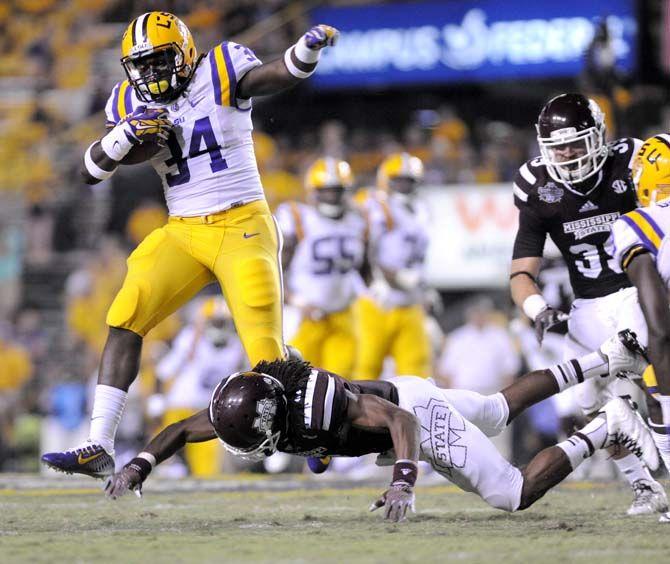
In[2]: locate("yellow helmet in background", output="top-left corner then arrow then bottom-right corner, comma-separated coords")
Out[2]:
198,297 -> 235,348
121,12 -> 198,103
305,157 -> 354,192
377,152 -> 424,193
632,135 -> 670,207
304,158 -> 354,218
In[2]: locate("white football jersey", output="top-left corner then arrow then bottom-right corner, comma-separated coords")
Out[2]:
105,41 -> 264,217
275,202 -> 367,313
611,200 -> 670,287
156,325 -> 246,410
365,192 -> 430,307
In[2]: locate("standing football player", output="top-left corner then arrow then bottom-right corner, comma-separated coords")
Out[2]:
41,12 -> 339,478
510,93 -> 667,515
276,158 -> 367,378
610,135 -> 670,522
354,153 -> 431,380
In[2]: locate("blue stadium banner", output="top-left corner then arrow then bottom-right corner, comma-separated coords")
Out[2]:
311,0 -> 638,89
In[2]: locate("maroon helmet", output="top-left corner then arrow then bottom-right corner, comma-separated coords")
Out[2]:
208,372 -> 287,461
536,93 -> 608,187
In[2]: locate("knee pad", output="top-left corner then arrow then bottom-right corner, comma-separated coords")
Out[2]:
106,282 -> 143,329
237,257 -> 278,308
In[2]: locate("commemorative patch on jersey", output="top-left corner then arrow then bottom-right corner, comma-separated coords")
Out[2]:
537,182 -> 564,204
562,212 -> 620,239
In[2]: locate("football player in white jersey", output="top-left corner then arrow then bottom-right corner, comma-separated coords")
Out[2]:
42,12 -> 339,478
354,153 -> 432,380
276,158 -> 367,379
610,135 -> 670,521
152,297 -> 245,477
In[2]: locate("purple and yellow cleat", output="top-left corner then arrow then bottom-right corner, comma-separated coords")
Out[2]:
307,455 -> 332,474
41,441 -> 115,479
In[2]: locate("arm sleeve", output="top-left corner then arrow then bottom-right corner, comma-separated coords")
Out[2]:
208,41 -> 262,110
512,206 -> 547,259
611,215 -> 652,273
155,328 -> 195,381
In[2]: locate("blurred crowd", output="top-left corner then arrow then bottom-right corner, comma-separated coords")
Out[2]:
0,1 -> 668,475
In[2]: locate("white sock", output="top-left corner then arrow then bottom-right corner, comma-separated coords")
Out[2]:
557,415 -> 608,469
649,423 -> 670,473
614,453 -> 653,486
549,351 -> 609,392
89,384 -> 127,455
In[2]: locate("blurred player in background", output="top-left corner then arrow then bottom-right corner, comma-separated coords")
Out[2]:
42,12 -> 339,478
610,135 -> 670,522
276,158 -> 367,378
150,297 -> 245,477
510,93 -> 667,515
354,153 -> 431,380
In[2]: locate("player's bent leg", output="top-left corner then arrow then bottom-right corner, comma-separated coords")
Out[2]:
519,397 -> 660,510
352,297 -> 388,380
213,204 -> 285,365
391,305 -> 431,378
321,310 -> 357,378
42,225 -> 214,478
290,318 -> 326,368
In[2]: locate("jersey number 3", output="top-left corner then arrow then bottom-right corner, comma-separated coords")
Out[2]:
164,116 -> 227,187
569,241 -> 617,279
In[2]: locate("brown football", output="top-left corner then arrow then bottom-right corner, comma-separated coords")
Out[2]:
120,142 -> 162,164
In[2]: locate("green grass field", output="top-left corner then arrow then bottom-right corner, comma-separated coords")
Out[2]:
1,475 -> 669,563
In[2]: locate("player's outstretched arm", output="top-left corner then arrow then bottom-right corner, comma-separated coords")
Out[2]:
346,392 -> 420,522
104,409 -> 216,499
237,25 -> 338,99
626,253 -> 670,400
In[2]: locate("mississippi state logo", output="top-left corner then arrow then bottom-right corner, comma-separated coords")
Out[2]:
414,397 -> 467,476
612,179 -> 628,194
538,182 -> 564,204
253,397 -> 277,434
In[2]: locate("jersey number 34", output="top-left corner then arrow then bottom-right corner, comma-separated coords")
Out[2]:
164,116 -> 227,187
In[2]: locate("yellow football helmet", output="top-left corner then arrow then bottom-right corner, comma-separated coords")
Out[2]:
121,12 -> 198,103
305,158 -> 354,218
632,135 -> 670,207
377,152 -> 424,193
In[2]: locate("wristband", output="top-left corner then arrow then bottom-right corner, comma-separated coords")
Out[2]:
284,37 -> 321,79
522,294 -> 548,321
127,452 -> 156,482
100,124 -> 136,161
392,459 -> 418,487
84,143 -> 116,180
395,269 -> 421,291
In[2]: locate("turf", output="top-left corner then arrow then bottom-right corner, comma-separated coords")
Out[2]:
1,477 -> 669,563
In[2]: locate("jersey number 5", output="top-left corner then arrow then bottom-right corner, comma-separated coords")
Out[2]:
164,116 -> 228,187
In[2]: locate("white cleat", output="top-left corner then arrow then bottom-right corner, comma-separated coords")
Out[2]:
658,511 -> 670,523
600,398 -> 660,471
599,330 -> 649,378
627,479 -> 669,516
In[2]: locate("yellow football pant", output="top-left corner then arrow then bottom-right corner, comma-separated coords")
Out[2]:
106,200 -> 285,365
353,297 -> 431,380
162,408 -> 220,477
290,308 -> 356,379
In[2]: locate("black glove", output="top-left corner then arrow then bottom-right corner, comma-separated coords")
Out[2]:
104,456 -> 152,500
370,483 -> 415,522
104,466 -> 143,499
534,307 -> 569,344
